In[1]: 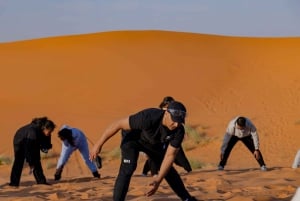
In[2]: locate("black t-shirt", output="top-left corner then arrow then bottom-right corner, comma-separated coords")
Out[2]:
129,108 -> 185,148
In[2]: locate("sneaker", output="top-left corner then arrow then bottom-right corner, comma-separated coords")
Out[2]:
8,183 -> 19,188
217,165 -> 224,171
261,165 -> 267,171
184,196 -> 198,201
92,171 -> 100,178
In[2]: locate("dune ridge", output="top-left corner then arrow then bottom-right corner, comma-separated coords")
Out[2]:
1,30 -> 300,200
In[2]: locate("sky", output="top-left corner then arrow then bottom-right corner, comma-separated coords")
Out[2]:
0,0 -> 300,42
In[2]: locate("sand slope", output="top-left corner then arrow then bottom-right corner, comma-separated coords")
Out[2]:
1,30 -> 300,200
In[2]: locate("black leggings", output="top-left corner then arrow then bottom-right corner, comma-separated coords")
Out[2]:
219,135 -> 266,167
142,146 -> 192,175
10,144 -> 46,186
113,140 -> 192,201
174,147 -> 192,172
142,158 -> 159,175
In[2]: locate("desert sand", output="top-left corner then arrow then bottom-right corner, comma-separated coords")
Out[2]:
1,30 -> 300,200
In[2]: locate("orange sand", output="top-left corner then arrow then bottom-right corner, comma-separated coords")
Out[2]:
1,30 -> 300,200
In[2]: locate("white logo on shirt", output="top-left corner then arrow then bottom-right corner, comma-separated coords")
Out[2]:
123,159 -> 131,163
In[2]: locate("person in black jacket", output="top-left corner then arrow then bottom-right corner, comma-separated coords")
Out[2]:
9,117 -> 56,187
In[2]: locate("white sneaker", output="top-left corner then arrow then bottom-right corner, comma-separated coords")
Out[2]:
261,165 -> 267,171
217,165 -> 224,170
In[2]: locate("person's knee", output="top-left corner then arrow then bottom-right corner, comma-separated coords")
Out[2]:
120,162 -> 137,176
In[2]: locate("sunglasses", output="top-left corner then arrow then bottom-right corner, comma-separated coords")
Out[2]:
167,108 -> 186,118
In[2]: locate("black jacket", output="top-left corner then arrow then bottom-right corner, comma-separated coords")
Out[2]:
13,123 -> 51,166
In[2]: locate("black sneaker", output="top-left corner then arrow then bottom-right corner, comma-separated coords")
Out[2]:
9,183 -> 19,188
92,171 -> 100,178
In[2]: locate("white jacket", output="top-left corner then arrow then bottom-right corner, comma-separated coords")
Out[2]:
221,116 -> 260,154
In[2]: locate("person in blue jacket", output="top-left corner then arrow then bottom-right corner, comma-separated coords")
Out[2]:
54,125 -> 100,180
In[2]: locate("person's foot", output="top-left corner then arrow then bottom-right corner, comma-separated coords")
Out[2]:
217,165 -> 224,171
8,183 -> 19,188
37,182 -> 52,185
261,165 -> 267,171
184,196 -> 198,201
185,169 -> 192,174
92,171 -> 100,178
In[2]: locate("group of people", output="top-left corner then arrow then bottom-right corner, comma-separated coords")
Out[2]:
9,117 -> 101,187
12,95 -> 298,201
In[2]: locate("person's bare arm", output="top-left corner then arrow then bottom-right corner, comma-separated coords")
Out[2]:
89,117 -> 130,160
146,145 -> 178,196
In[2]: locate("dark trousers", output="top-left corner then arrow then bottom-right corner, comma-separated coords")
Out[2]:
114,140 -> 192,201
142,146 -> 192,175
142,158 -> 158,175
10,144 -> 46,186
219,135 -> 266,168
174,147 -> 192,172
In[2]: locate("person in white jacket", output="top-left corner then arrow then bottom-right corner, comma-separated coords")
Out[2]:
54,125 -> 100,180
218,116 -> 267,171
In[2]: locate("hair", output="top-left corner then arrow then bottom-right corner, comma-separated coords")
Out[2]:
236,117 -> 246,127
159,96 -> 175,109
58,128 -> 74,146
31,116 -> 56,130
32,117 -> 55,151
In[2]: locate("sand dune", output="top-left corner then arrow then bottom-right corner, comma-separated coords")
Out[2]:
1,166 -> 300,200
1,30 -> 300,200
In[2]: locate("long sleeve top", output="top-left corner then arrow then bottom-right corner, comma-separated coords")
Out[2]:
13,124 -> 42,166
56,125 -> 88,168
221,116 -> 260,154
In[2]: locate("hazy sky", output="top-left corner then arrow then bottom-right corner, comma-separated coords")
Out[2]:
0,0 -> 300,42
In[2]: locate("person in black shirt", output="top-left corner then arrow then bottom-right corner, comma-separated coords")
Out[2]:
90,101 -> 197,201
9,117 -> 56,187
